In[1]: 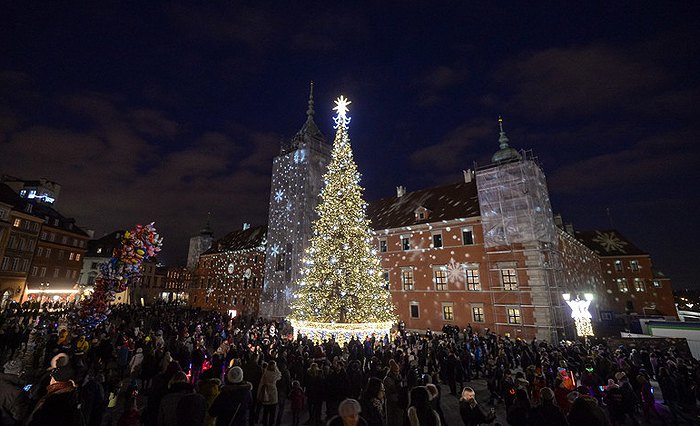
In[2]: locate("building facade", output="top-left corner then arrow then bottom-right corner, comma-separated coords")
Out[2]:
187,219 -> 214,270
190,225 -> 266,318
575,230 -> 677,320
260,85 -> 331,318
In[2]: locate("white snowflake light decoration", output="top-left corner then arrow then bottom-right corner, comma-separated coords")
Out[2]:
274,190 -> 284,203
592,231 -> 628,253
446,257 -> 465,286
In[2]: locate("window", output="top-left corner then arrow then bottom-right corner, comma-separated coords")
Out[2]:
61,236 -> 68,244
501,269 -> 518,290
418,212 -> 425,220
466,268 -> 481,291
432,233 -> 443,248
13,218 -> 20,227
11,258 -> 19,271
472,305 -> 484,323
45,248 -> 51,258
53,268 -> 60,278
37,247 -> 43,257
616,278 -> 629,293
58,250 -> 64,260
76,253 -> 81,261
379,239 -> 387,253
634,278 -> 645,292
31,266 -> 38,276
401,268 -> 414,290
401,236 -> 410,251
382,271 -> 390,290
65,270 -> 71,278
507,307 -> 521,324
600,311 -> 613,321
69,252 -> 74,260
614,260 -> 623,272
442,303 -> 454,321
40,232 -> 47,240
462,228 -> 474,245
1,257 -> 9,270
40,267 -> 46,277
410,302 -> 420,319
652,280 -> 662,288
434,267 -> 447,291
275,253 -> 285,271
21,259 -> 29,271
630,260 -> 639,272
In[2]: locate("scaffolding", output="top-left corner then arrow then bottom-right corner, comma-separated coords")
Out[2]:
476,152 -> 565,342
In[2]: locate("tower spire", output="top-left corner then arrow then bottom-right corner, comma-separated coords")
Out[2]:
306,81 -> 315,119
498,115 -> 510,149
491,115 -> 522,163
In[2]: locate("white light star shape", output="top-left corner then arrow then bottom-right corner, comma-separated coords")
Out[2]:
274,189 -> 284,203
270,244 -> 280,257
333,95 -> 351,118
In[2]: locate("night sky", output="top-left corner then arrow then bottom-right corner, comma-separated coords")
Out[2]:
1,2 -> 698,289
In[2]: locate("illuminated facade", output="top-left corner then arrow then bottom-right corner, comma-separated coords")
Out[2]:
259,84 -> 331,318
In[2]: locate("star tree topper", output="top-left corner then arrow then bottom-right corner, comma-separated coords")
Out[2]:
333,95 -> 351,128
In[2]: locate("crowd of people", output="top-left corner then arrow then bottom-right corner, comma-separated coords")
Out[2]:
0,301 -> 697,426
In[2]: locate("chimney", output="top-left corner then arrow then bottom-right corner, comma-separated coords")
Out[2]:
565,223 -> 575,234
242,223 -> 251,230
463,169 -> 474,183
396,186 -> 406,197
553,214 -> 563,228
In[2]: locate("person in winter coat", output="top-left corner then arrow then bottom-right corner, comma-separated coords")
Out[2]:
129,347 -> 144,378
258,360 -> 282,426
305,362 -> 324,426
288,380 -> 305,426
242,354 -> 262,426
530,387 -> 568,426
360,377 -> 386,426
210,366 -> 253,426
326,398 -> 369,426
406,386 -> 440,426
197,371 -> 221,426
158,371 -> 207,426
27,365 -> 84,426
459,386 -> 495,426
567,395 -> 611,426
383,359 -> 404,426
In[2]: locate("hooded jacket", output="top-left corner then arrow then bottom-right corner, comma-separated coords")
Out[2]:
209,381 -> 253,426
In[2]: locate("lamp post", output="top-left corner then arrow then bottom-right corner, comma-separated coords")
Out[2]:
563,292 -> 594,342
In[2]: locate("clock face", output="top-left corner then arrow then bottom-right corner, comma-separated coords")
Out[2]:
227,263 -> 235,274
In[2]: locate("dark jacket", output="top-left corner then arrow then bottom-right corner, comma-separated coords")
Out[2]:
360,397 -> 385,426
28,381 -> 85,426
459,399 -> 493,426
530,400 -> 568,426
209,381 -> 253,426
158,382 -> 207,426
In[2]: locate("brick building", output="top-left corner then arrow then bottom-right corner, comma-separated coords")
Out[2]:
190,225 -> 266,318
575,230 -> 677,320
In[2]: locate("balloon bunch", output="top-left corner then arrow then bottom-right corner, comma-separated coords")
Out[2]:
79,222 -> 163,328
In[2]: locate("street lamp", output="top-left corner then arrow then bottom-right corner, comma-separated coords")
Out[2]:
563,292 -> 594,338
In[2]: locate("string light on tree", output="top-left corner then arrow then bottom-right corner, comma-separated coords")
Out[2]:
289,95 -> 397,344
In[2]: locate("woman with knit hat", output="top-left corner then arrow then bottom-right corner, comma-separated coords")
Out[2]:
209,366 -> 253,426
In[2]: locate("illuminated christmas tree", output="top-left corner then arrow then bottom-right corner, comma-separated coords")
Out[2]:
289,95 -> 396,343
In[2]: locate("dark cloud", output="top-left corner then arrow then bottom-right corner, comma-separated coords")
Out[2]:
409,120 -> 491,172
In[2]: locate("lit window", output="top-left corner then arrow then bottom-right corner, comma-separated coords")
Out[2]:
76,254 -> 81,261
630,260 -> 640,272
401,236 -> 410,251
614,260 -> 623,272
379,240 -> 387,253
432,233 -> 443,248
652,280 -> 661,288
616,278 -> 629,293
462,228 -> 474,245
410,302 -> 420,319
401,268 -> 414,291
13,218 -> 20,227
69,252 -> 74,261
507,307 -> 521,324
634,278 -> 645,292
434,267 -> 447,291
466,269 -> 480,291
442,303 -> 454,321
472,306 -> 484,323
501,269 -> 518,291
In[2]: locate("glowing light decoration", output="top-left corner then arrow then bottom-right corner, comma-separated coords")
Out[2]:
289,95 -> 397,345
274,190 -> 285,203
563,293 -> 594,337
